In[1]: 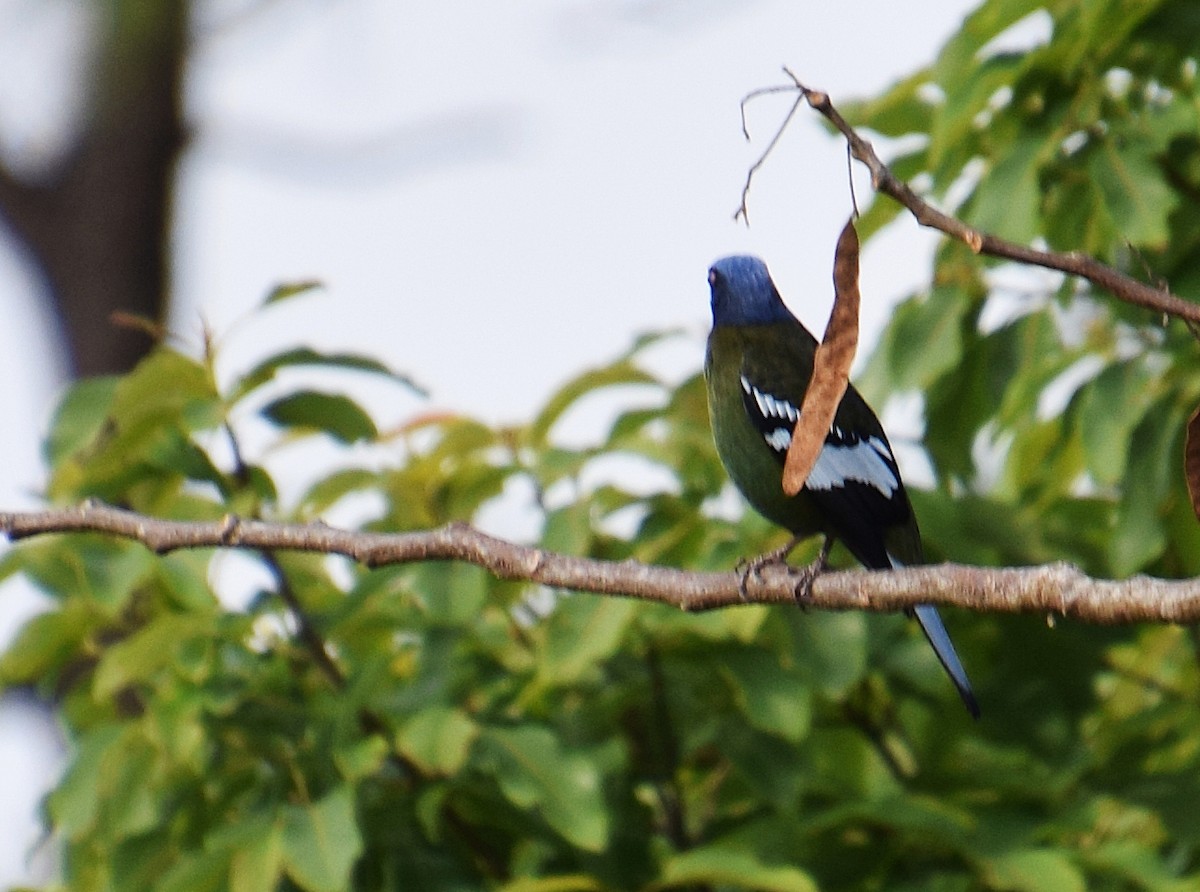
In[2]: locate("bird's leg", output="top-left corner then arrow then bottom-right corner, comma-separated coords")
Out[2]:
735,536 -> 802,601
791,536 -> 833,605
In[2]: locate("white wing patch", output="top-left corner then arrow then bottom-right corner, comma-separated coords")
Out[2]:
808,433 -> 900,497
741,377 -> 900,498
741,376 -> 798,423
764,428 -> 792,452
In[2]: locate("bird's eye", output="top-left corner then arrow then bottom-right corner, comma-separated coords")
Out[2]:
708,269 -> 720,286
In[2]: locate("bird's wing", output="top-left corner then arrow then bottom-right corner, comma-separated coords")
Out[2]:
736,368 -> 913,567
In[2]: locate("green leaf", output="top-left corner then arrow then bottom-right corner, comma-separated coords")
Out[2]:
984,849 -> 1086,892
785,610 -> 867,699
537,595 -> 637,686
477,725 -> 609,852
331,737 -> 388,784
0,600 -> 95,687
859,283 -> 973,402
932,0 -> 1047,88
928,308 -> 1075,484
1081,840 -> 1196,892
397,707 -> 479,775
232,346 -> 426,403
541,503 -> 595,557
405,562 -> 489,626
931,52 -> 1026,171
806,792 -> 971,844
800,728 -> 903,800
145,427 -> 229,492
261,391 -> 378,443
1088,139 -> 1175,248
720,646 -> 811,743
45,725 -> 162,847
1067,1 -> 1162,70
47,724 -> 124,839
298,468 -> 381,517
528,361 -> 658,447
1075,359 -> 1157,488
263,279 -> 324,306
46,348 -> 221,503
16,535 -> 157,612
109,349 -> 217,429
659,846 -> 818,892
1111,397 -> 1179,575
44,376 -> 119,467
1044,171 -> 1109,255
282,786 -> 363,892
969,133 -> 1046,243
157,551 -> 219,612
842,70 -> 935,137
910,490 -> 1040,566
158,848 -> 230,892
229,464 -> 279,508
496,876 -> 605,892
229,818 -> 285,892
97,735 -> 162,841
93,612 -> 213,699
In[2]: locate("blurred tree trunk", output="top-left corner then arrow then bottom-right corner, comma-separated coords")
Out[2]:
0,0 -> 187,377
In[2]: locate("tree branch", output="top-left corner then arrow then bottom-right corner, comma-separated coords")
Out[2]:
737,71 -> 1200,325
3,503 -> 1199,624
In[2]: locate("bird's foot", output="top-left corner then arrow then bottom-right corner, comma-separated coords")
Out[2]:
790,537 -> 832,606
735,537 -> 801,601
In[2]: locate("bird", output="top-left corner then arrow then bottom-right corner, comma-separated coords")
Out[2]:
704,254 -> 979,718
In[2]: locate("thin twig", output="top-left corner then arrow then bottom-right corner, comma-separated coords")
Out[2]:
735,85 -> 806,225
846,142 -> 859,218
645,646 -> 691,851
5,503 -> 1200,624
736,73 -> 1200,325
262,550 -> 346,689
842,701 -> 915,781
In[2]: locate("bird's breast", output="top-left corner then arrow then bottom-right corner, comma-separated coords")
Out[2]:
705,326 -> 825,537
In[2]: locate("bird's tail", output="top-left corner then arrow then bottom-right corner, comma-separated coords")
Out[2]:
911,603 -> 980,719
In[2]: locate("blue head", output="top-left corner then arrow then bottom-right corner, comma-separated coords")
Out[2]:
708,255 -> 794,326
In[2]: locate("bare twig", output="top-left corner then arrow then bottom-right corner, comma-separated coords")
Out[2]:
645,647 -> 691,851
4,503 -> 1200,624
846,142 -> 859,218
735,85 -> 806,225
842,701 -> 916,781
261,550 -> 346,689
737,71 -> 1200,325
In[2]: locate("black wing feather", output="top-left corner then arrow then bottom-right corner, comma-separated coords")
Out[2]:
738,374 -> 912,568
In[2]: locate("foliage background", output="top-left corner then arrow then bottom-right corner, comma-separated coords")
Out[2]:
6,0 -> 1200,889
0,2 -> 972,883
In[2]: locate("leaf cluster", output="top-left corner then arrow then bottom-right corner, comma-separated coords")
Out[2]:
851,0 -> 1200,579
0,309 -> 1195,890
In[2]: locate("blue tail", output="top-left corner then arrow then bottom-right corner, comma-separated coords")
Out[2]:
912,603 -> 980,719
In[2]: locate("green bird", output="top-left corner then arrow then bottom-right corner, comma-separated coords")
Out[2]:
705,254 -> 978,718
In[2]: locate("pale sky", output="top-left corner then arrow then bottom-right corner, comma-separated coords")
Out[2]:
0,0 -> 979,884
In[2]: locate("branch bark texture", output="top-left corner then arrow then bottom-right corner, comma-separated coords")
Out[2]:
3,503 -> 1198,625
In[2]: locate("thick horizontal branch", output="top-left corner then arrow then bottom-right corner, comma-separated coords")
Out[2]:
739,73 -> 1200,325
2,503 -> 1198,624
